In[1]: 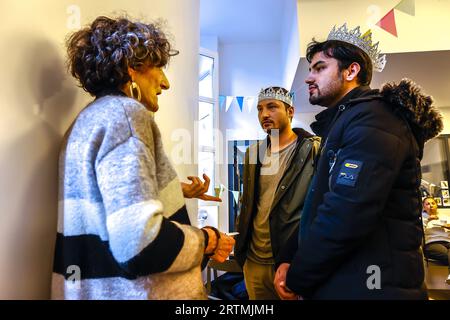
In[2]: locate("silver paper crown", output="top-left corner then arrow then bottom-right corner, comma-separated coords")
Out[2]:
258,87 -> 294,107
327,23 -> 387,72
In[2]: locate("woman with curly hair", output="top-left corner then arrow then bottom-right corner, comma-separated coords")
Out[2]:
52,16 -> 234,300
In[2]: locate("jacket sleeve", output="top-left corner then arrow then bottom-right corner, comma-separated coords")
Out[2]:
96,136 -> 205,277
286,114 -> 406,297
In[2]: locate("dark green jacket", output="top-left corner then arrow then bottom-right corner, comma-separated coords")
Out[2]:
234,128 -> 320,267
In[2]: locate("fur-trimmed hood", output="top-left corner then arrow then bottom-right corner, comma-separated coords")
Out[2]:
380,78 -> 443,142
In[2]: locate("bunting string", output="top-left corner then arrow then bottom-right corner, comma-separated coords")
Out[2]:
375,0 -> 415,37
219,95 -> 258,113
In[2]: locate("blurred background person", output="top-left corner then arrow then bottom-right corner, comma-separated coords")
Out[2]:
422,196 -> 450,284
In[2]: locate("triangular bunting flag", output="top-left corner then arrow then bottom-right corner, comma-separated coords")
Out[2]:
395,0 -> 415,16
245,97 -> 256,113
236,96 -> 244,112
231,191 -> 239,205
376,9 -> 398,37
219,95 -> 225,111
225,96 -> 234,112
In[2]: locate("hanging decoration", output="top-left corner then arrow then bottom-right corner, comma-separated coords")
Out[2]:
375,0 -> 415,37
219,95 -> 258,113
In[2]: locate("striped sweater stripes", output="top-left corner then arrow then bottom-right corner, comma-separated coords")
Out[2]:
52,95 -> 207,300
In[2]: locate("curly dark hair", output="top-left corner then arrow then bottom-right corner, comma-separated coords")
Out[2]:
66,16 -> 179,96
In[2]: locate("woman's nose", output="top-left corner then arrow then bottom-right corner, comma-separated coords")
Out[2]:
161,71 -> 170,90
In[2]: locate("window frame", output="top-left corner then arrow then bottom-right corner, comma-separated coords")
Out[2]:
198,47 -> 219,208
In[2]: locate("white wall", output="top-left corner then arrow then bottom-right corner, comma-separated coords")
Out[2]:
297,0 -> 450,56
200,35 -> 218,52
0,0 -> 199,299
291,112 -> 319,133
217,37 -> 318,145
280,0 -> 300,89
437,107 -> 450,135
219,42 -> 282,96
218,41 -> 284,140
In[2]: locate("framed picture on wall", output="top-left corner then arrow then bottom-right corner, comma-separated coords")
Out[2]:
441,181 -> 449,189
435,197 -> 442,206
443,198 -> 450,207
442,189 -> 450,198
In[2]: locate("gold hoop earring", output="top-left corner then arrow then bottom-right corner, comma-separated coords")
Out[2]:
129,81 -> 142,101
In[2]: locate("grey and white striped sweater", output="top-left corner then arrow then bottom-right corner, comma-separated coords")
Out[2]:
52,95 -> 207,300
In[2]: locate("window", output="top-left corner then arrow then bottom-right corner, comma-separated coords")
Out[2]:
421,135 -> 450,207
198,49 -> 219,228
227,140 -> 256,232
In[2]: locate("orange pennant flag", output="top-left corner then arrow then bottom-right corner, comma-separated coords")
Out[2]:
376,9 -> 398,37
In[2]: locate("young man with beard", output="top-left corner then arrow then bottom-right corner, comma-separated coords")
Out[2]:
234,86 -> 320,300
274,24 -> 443,300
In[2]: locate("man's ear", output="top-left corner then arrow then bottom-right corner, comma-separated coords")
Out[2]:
288,106 -> 294,121
345,62 -> 361,82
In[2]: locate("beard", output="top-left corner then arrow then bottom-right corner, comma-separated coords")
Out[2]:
309,74 -> 345,107
262,120 -> 288,136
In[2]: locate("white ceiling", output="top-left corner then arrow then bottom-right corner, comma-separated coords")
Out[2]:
200,0 -> 287,44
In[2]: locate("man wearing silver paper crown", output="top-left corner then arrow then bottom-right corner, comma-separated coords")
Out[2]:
274,23 -> 443,300
234,86 -> 320,299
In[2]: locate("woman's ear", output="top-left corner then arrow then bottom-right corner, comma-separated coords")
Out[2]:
127,66 -> 137,81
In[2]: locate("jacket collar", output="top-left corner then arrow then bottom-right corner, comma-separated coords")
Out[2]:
380,79 -> 443,144
310,86 -> 371,138
292,127 -> 314,140
265,127 -> 314,149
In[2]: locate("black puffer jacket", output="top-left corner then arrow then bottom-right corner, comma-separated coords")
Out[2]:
285,80 -> 443,299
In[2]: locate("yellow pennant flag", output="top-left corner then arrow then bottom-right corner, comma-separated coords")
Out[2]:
395,0 -> 415,16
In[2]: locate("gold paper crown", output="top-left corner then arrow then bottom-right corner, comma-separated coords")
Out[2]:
258,87 -> 294,107
327,23 -> 387,72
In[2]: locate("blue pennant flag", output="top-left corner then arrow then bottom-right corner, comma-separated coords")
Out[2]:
236,96 -> 244,111
219,95 -> 226,111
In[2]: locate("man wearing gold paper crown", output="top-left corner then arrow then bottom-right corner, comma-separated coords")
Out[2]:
274,24 -> 443,299
234,86 -> 320,299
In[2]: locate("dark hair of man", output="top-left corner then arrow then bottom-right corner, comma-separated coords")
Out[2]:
66,16 -> 179,96
306,39 -> 373,86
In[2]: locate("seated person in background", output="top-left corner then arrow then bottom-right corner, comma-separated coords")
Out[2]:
422,196 -> 450,284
